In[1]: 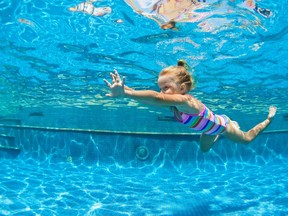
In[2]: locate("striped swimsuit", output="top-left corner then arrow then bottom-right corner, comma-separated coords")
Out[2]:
174,106 -> 229,135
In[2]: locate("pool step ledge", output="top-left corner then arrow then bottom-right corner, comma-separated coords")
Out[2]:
0,145 -> 21,158
0,134 -> 20,158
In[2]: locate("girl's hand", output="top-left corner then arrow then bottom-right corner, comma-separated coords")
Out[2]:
103,69 -> 126,97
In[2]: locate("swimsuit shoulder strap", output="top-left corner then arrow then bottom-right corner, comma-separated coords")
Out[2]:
171,106 -> 183,122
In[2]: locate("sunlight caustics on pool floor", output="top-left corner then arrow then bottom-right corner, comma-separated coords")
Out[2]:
1,126 -> 288,215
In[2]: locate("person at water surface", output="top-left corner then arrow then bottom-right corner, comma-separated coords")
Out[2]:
69,0 -> 112,17
104,60 -> 277,153
125,0 -> 273,30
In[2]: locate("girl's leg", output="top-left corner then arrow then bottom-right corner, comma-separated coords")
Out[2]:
224,106 -> 277,144
199,119 -> 241,152
200,134 -> 219,152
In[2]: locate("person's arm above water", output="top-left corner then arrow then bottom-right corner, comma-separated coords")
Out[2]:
103,70 -> 188,107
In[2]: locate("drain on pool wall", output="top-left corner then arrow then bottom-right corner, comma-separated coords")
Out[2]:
136,145 -> 149,161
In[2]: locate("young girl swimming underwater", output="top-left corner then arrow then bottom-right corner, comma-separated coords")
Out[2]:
104,60 -> 277,152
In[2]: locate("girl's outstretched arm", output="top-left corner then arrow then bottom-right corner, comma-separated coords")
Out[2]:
104,70 -> 187,107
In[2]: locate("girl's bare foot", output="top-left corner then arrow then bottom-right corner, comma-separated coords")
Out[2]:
268,106 -> 277,120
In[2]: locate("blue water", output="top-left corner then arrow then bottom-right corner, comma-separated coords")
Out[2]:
1,0 -> 288,215
1,129 -> 288,215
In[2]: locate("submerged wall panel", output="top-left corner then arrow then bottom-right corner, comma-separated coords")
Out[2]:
1,125 -> 287,168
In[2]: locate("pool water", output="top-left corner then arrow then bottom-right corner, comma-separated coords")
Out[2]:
1,0 -> 288,215
1,158 -> 287,215
1,129 -> 288,215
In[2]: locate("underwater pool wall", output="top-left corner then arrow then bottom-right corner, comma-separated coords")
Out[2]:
0,125 -> 288,167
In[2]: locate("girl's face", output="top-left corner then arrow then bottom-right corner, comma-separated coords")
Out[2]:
158,74 -> 184,94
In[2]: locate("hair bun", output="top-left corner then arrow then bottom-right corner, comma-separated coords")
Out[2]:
177,59 -> 186,67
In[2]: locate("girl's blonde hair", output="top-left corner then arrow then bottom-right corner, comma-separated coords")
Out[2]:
159,60 -> 195,91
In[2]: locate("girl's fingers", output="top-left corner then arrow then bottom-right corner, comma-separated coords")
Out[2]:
110,73 -> 116,83
111,72 -> 119,83
103,79 -> 111,87
114,69 -> 118,76
105,70 -> 124,88
114,69 -> 122,82
114,70 -> 120,79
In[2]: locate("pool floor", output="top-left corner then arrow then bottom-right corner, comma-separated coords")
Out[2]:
1,157 -> 287,216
